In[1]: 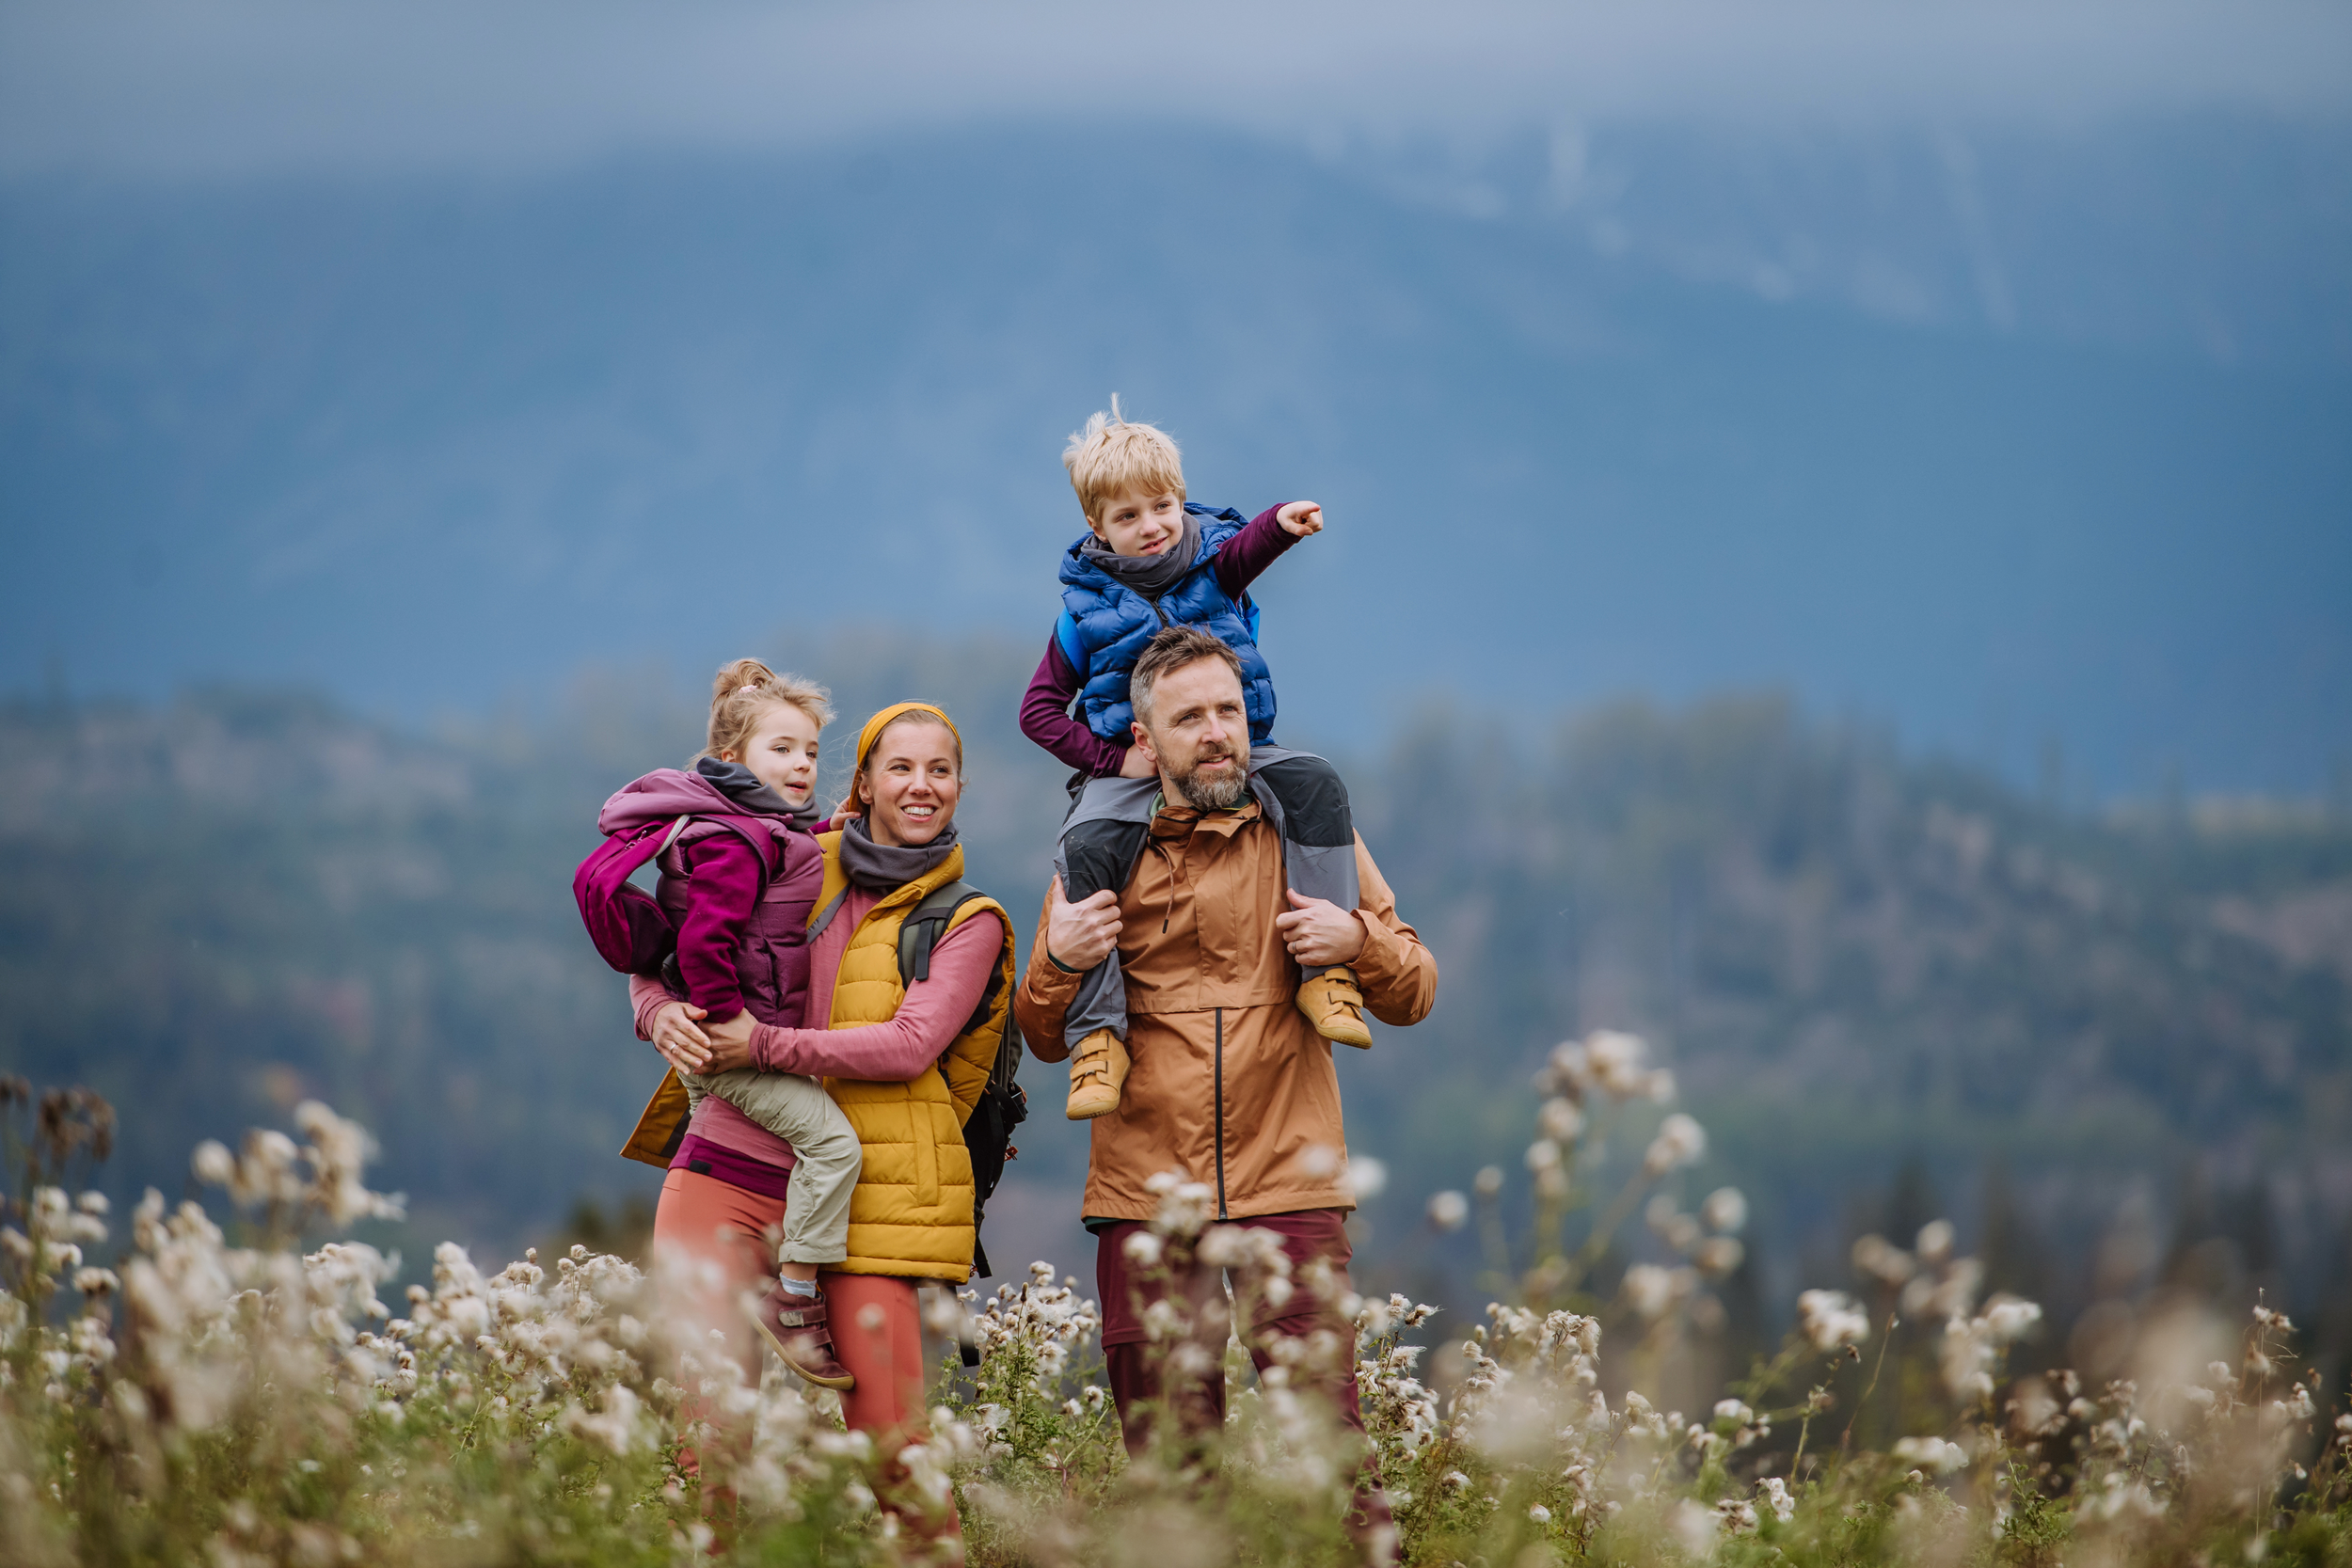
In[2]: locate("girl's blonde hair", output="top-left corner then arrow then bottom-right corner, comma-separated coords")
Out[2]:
1063,393 -> 1185,521
701,659 -> 834,761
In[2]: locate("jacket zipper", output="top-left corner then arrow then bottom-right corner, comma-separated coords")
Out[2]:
1213,1006 -> 1228,1220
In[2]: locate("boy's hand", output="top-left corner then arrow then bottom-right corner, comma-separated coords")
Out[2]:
1118,746 -> 1157,780
1277,500 -> 1324,538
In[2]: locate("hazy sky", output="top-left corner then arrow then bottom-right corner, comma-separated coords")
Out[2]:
6,0 -> 2349,178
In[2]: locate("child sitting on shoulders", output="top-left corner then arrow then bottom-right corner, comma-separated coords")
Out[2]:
1017,399 -> 1369,1121
596,660 -> 859,1390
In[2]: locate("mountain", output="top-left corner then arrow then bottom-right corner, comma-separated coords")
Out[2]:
3,119 -> 2348,792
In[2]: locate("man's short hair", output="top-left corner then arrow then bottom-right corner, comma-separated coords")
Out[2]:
1063,396 -> 1186,522
1130,626 -> 1244,728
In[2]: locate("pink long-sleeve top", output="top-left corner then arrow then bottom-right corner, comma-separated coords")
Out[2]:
632,884 -> 1007,1172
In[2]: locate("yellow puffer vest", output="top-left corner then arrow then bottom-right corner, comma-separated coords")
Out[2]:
815,834 -> 1015,1282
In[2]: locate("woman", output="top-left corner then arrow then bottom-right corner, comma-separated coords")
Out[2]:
622,701 -> 1014,1531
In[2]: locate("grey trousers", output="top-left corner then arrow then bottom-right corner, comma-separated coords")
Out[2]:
680,1069 -> 860,1267
1055,743 -> 1359,1052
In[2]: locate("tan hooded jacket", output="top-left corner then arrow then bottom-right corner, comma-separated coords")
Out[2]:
1013,799 -> 1437,1224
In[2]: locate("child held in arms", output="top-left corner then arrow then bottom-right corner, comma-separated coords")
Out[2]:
1018,398 -> 1368,1121
597,661 -> 860,1391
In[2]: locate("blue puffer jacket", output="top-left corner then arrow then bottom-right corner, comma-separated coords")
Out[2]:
1055,503 -> 1277,744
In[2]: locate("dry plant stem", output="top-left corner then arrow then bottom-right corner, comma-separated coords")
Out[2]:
1534,1190 -> 1569,1277
1840,1309 -> 1899,1454
1572,1428 -> 1626,1556
1560,1163 -> 1651,1295
1473,1186 -> 1513,1295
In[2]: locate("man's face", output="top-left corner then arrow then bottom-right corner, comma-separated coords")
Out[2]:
1089,485 -> 1185,558
1133,657 -> 1249,811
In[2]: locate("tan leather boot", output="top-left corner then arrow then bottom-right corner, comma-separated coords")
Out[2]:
748,1281 -> 855,1390
1065,1028 -> 1130,1119
1296,968 -> 1373,1048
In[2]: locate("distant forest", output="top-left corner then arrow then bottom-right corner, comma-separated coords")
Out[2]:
5,632 -> 2349,1394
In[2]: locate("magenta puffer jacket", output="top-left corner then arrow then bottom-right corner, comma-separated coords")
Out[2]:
597,768 -> 823,1027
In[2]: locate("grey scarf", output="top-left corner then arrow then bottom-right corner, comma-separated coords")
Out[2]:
1078,510 -> 1201,601
837,812 -> 959,892
694,755 -> 821,832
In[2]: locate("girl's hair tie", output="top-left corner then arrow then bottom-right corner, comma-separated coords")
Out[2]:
736,683 -> 762,694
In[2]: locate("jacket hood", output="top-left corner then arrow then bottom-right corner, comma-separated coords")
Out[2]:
598,768 -> 790,837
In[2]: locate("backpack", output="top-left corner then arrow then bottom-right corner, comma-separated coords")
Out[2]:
897,880 -> 1027,1293
573,816 -> 778,974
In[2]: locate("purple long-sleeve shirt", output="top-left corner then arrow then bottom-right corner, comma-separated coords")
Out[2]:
670,832 -> 766,1020
1018,503 -> 1300,777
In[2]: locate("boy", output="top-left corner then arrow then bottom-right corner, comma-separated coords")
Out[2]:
1018,399 -> 1369,1120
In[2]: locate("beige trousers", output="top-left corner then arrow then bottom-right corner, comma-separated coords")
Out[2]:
680,1069 -> 860,1267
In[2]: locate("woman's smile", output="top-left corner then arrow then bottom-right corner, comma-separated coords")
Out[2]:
859,717 -> 962,846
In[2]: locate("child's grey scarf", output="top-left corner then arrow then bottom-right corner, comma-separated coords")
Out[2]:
1078,511 -> 1201,601
837,813 -> 960,892
694,755 -> 821,832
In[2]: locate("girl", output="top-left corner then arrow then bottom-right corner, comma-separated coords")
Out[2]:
598,659 -> 858,1388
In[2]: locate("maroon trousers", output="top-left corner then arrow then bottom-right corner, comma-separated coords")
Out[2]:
1092,1209 -> 1390,1539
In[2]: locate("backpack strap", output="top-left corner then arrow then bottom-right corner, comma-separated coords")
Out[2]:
898,880 -> 984,986
807,887 -> 850,945
667,815 -> 787,892
898,880 -> 1012,1049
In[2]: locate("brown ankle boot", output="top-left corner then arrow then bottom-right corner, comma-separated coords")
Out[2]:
1065,1027 -> 1130,1119
1296,969 -> 1373,1049
748,1281 -> 855,1390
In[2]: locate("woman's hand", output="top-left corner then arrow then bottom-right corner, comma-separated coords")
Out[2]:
1276,890 -> 1367,967
1044,876 -> 1122,973
651,1001 -> 712,1073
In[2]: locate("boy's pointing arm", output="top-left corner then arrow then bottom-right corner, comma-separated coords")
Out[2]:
1213,504 -> 1309,600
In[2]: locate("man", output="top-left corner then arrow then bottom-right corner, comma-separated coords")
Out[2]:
1013,625 -> 1438,1542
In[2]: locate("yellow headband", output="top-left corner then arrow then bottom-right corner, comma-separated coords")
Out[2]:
854,702 -> 962,780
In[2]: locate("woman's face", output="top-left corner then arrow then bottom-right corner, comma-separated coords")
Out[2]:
857,719 -> 961,847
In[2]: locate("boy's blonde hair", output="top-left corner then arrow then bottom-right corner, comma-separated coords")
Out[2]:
1063,394 -> 1185,522
701,658 -> 834,762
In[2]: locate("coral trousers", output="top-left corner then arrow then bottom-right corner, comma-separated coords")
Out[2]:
651,1166 -> 944,1515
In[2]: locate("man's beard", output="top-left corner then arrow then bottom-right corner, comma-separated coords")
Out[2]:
1169,746 -> 1249,811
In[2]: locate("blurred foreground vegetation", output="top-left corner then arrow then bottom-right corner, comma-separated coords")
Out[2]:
6,1076 -> 2350,1566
